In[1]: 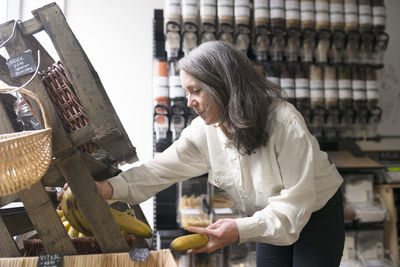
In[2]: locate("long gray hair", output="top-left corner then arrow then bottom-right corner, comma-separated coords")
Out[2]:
177,41 -> 282,155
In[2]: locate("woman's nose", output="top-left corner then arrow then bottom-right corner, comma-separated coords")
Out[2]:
187,95 -> 197,108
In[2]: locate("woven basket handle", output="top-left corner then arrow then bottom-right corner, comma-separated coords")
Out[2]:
0,88 -> 50,129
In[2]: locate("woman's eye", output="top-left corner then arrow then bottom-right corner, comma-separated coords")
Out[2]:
192,88 -> 201,94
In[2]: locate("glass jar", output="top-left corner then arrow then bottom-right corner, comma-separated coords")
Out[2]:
280,64 -> 296,105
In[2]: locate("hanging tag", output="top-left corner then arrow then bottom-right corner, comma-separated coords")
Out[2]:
129,248 -> 150,262
6,50 -> 36,78
37,254 -> 63,267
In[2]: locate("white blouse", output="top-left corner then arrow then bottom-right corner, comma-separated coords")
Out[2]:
108,100 -> 343,246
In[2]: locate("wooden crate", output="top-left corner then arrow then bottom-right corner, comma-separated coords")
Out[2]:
0,249 -> 178,267
0,2 -> 151,258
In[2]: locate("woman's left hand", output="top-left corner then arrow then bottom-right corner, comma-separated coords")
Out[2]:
184,218 -> 239,254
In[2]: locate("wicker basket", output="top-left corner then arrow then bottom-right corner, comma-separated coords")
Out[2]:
0,88 -> 52,196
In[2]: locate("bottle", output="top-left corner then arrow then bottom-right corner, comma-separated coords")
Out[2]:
358,0 -> 372,32
14,93 -> 41,131
169,61 -> 187,141
372,0 -> 386,32
344,0 -> 358,31
280,64 -> 296,105
300,0 -> 315,29
315,0 -> 330,31
330,0 -> 344,31
270,0 -> 285,28
285,0 -> 301,29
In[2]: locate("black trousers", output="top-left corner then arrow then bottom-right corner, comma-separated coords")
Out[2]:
256,190 -> 345,267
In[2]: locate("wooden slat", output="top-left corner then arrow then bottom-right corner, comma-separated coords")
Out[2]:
33,3 -> 137,164
20,16 -> 44,36
0,214 -> 20,257
57,151 -> 130,253
0,20 -> 73,155
327,151 -> 384,169
18,182 -> 76,255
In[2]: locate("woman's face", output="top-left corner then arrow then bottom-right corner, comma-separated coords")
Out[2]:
180,70 -> 221,125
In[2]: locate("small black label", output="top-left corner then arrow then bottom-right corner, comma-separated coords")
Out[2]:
37,254 -> 63,267
129,248 -> 150,262
6,51 -> 36,78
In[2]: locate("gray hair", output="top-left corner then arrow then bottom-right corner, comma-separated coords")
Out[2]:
177,41 -> 281,155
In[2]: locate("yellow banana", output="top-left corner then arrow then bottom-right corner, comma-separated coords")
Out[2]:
61,188 -> 92,236
170,234 -> 209,251
68,226 -> 79,238
78,232 -> 86,238
63,221 -> 71,231
56,209 -> 63,217
61,188 -> 152,238
109,208 -> 153,238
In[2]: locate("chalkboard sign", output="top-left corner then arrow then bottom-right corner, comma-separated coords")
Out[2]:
6,50 -> 36,78
129,248 -> 150,262
37,254 -> 63,267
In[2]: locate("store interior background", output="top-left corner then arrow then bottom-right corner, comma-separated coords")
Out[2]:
1,0 -> 400,230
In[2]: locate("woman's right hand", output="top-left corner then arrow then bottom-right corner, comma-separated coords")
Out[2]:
56,181 -> 113,202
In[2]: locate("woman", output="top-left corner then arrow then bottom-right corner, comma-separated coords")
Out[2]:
96,41 -> 345,266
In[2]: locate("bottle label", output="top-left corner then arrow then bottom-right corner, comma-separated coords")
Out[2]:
345,14 -> 358,24
325,88 -> 338,99
182,0 -> 198,18
366,89 -> 379,100
166,0 -> 181,16
301,11 -> 315,21
352,80 -> 366,100
296,89 -> 310,98
330,13 -> 344,23
153,76 -> 169,97
366,81 -> 378,91
235,0 -> 250,17
373,16 -> 385,26
338,89 -> 352,99
270,0 -> 284,18
286,1 -> 300,20
310,89 -> 324,99
359,5 -> 372,25
300,1 -> 314,12
324,80 -> 337,90
268,77 -> 280,86
201,0 -> 217,17
373,6 -> 385,16
344,3 -> 357,13
310,80 -> 324,99
315,2 -> 329,12
169,76 -> 186,98
254,0 -> 269,19
255,9 -> 270,19
316,12 -> 329,23
218,0 -> 234,17
295,78 -> 310,98
281,78 -> 295,88
338,79 -> 352,100
330,3 -> 343,13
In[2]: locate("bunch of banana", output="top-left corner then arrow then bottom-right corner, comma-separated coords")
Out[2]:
60,188 -> 153,238
170,234 -> 209,251
56,208 -> 84,238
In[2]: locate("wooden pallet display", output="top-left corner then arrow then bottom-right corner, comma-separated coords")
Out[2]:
0,2 -> 149,257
